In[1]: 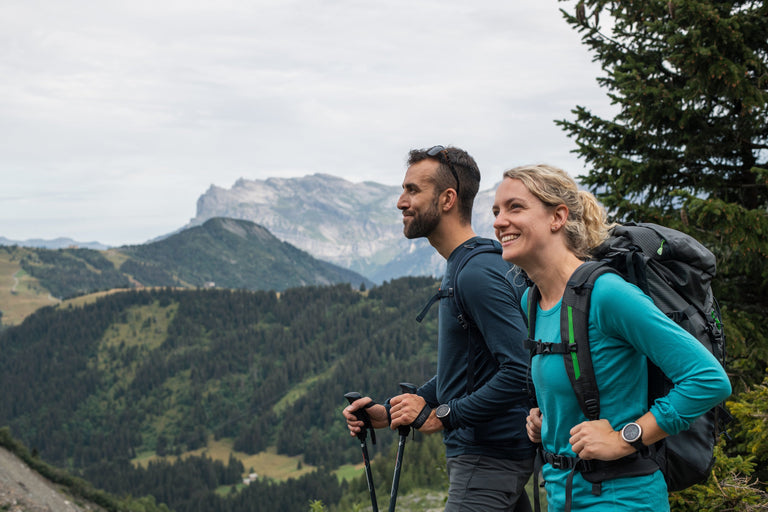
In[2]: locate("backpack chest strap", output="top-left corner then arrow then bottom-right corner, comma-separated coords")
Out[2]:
524,338 -> 575,355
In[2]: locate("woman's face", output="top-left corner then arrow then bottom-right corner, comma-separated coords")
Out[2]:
492,177 -> 557,266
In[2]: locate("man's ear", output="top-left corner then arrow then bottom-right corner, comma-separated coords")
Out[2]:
441,188 -> 458,212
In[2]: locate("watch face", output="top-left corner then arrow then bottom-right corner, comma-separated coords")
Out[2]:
622,423 -> 641,442
436,404 -> 450,418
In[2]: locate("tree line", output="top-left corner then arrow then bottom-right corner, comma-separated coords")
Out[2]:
0,278 -> 441,511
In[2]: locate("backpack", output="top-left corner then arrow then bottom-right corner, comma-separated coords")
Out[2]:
416,238 -> 504,394
526,222 -> 729,493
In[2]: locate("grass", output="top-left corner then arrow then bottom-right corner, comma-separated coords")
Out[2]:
0,250 -> 59,325
0,247 -> 141,327
333,463 -> 365,483
134,438 -> 317,482
272,364 -> 338,416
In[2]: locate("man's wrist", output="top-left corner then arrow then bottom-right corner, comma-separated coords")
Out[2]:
410,404 -> 432,430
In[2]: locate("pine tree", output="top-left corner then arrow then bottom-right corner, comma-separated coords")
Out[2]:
556,0 -> 768,507
557,0 -> 768,377
558,0 -> 768,214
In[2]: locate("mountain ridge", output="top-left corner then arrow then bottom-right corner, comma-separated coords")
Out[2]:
189,173 -> 500,282
0,217 -> 372,326
2,174 -> 500,283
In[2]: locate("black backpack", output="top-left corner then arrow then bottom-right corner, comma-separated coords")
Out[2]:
526,222 -> 729,493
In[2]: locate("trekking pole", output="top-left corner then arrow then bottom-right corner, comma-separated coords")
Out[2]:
344,391 -> 379,512
389,382 -> 417,512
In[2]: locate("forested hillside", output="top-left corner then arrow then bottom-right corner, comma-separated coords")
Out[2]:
0,218 -> 371,313
0,277 -> 442,511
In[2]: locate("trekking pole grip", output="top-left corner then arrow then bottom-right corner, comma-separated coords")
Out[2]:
397,383 -> 418,435
344,391 -> 380,512
345,391 -> 375,443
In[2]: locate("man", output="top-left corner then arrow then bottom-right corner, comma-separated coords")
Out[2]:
343,145 -> 535,511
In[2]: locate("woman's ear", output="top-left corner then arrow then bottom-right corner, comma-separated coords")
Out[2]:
551,204 -> 569,232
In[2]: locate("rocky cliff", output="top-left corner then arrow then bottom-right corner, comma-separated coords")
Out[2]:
0,447 -> 101,512
189,174 -> 499,282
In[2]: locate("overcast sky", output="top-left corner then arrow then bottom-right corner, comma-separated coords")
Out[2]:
1,0 -> 613,247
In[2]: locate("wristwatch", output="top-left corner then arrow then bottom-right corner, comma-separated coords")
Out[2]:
435,403 -> 451,429
620,422 -> 646,452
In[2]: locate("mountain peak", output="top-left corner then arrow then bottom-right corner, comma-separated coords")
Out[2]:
190,174 -> 498,282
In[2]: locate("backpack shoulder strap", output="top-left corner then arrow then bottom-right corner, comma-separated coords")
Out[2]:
526,261 -> 618,421
561,261 -> 616,420
415,238 -> 503,396
415,238 -> 502,326
452,239 -> 503,329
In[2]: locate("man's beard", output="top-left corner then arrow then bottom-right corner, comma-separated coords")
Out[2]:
403,198 -> 440,239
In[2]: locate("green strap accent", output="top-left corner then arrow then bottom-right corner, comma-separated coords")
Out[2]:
710,310 -> 722,329
567,305 -> 581,379
657,239 -> 665,256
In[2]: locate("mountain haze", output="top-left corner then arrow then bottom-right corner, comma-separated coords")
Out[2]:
0,236 -> 109,251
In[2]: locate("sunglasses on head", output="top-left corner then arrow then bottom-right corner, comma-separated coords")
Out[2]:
426,145 -> 460,196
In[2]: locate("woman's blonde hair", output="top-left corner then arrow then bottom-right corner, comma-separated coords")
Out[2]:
502,164 -> 612,259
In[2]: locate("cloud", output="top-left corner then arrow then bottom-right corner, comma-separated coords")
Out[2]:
0,0 -> 611,246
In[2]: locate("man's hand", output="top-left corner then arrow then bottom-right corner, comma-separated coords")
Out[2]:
389,394 -> 442,434
526,408 -> 542,443
342,397 -> 389,437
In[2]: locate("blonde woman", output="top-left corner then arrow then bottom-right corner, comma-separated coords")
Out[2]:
491,165 -> 730,511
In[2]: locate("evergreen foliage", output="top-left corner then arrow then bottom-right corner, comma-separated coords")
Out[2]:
0,277 -> 440,511
558,0 -> 768,215
557,0 -> 768,506
19,247 -> 131,298
336,433 -> 448,512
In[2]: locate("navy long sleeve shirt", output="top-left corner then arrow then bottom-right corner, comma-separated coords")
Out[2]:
418,237 -> 535,460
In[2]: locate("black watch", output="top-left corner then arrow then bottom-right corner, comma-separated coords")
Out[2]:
435,403 -> 451,429
620,422 -> 646,452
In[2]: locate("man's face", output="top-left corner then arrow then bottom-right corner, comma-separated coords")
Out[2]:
397,159 -> 442,239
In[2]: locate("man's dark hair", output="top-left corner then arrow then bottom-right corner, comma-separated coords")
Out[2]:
407,146 -> 480,224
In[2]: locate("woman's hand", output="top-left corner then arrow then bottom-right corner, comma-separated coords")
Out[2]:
526,408 -> 543,443
569,419 -> 634,461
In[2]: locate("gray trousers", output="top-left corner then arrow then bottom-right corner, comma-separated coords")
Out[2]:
445,454 -> 534,512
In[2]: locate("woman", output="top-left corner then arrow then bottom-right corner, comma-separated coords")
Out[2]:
491,164 -> 731,511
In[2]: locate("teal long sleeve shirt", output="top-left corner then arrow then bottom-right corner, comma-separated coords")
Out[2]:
525,272 -> 731,511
